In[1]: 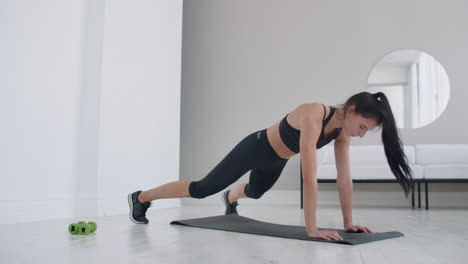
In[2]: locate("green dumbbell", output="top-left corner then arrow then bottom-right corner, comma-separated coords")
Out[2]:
87,222 -> 97,233
68,223 -> 80,234
68,221 -> 97,235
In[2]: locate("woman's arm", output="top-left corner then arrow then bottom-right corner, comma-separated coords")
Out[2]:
334,134 -> 353,228
334,133 -> 373,233
299,104 -> 343,240
300,128 -> 319,233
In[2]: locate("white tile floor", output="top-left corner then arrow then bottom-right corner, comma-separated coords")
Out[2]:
2,204 -> 468,264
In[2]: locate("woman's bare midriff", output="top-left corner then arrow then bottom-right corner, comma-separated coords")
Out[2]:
266,122 -> 297,159
266,108 -> 305,159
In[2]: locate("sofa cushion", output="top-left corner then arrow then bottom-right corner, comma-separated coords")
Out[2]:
316,147 -> 327,165
322,145 -> 416,165
415,145 -> 468,165
317,165 -> 423,180
424,165 -> 468,180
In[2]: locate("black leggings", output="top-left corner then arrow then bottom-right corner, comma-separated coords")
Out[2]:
189,129 -> 289,199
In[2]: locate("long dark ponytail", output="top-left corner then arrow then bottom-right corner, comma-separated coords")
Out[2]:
342,92 -> 414,197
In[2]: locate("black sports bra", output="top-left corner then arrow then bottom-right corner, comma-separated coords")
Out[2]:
278,104 -> 342,153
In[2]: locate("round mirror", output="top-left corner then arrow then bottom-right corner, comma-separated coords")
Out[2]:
367,49 -> 450,129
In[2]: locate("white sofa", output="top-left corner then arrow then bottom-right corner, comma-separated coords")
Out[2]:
316,145 -> 423,181
416,145 -> 468,180
415,145 -> 468,209
299,144 -> 468,210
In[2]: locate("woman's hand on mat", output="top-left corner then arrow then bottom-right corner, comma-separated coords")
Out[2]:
344,224 -> 373,233
307,229 -> 343,241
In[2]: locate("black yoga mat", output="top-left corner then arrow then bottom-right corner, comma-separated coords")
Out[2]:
170,214 -> 404,245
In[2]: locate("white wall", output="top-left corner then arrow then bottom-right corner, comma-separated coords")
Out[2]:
97,0 -> 183,215
1,0 -> 84,224
1,0 -> 183,224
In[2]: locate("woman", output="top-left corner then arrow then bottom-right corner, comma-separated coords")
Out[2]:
128,91 -> 414,241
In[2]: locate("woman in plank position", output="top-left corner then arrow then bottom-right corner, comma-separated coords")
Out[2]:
128,91 -> 413,241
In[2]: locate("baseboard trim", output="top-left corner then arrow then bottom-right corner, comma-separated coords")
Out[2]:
181,190 -> 468,208
181,190 -> 413,207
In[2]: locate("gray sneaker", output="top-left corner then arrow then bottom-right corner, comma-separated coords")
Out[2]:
128,190 -> 152,224
222,190 -> 238,215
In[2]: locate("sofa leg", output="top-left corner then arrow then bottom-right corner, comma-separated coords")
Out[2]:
425,181 -> 429,210
411,186 -> 415,208
418,182 -> 421,209
300,161 -> 303,209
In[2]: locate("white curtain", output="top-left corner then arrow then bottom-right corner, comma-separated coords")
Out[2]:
417,53 -> 450,128
408,63 -> 419,128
